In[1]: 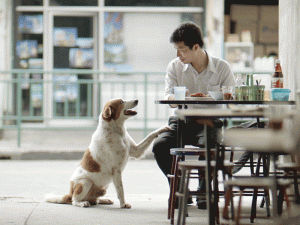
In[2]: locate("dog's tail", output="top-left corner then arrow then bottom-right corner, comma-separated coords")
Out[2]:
44,193 -> 72,204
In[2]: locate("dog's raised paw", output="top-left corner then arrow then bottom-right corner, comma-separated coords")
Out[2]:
121,203 -> 131,209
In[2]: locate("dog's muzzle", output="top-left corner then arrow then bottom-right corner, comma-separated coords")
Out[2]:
124,100 -> 138,115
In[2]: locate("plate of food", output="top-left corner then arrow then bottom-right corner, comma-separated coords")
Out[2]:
185,93 -> 214,101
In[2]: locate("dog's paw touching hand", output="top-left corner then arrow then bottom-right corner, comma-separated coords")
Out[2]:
159,126 -> 172,134
121,203 -> 131,209
153,126 -> 171,138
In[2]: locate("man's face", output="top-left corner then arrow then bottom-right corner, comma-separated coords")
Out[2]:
174,42 -> 195,64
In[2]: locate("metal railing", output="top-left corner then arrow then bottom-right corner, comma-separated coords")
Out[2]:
0,70 -> 172,147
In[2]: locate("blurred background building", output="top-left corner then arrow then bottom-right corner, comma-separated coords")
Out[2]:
0,0 -> 291,147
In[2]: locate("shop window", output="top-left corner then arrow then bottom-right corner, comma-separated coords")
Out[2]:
105,0 -> 203,7
50,0 -> 98,6
53,16 -> 94,117
15,11 -> 44,118
20,0 -> 43,6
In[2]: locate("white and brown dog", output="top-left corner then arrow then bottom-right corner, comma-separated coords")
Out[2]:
45,99 -> 170,209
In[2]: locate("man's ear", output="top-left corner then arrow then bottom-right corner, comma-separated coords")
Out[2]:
193,44 -> 199,51
102,106 -> 112,121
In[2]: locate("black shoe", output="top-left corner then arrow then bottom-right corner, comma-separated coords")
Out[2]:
187,197 -> 193,205
174,197 -> 193,209
197,200 -> 207,210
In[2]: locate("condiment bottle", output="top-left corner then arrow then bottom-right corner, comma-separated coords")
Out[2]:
235,74 -> 243,100
272,59 -> 283,88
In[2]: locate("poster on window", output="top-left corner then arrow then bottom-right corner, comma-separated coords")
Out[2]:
53,28 -> 78,47
28,58 -> 43,69
104,12 -> 123,44
69,48 -> 93,68
18,15 -> 43,34
21,74 -> 30,90
76,38 -> 93,48
104,44 -> 126,64
31,83 -> 43,108
53,75 -> 78,102
16,40 -> 38,59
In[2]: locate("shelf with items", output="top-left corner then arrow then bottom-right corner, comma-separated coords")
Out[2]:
53,27 -> 94,69
16,12 -> 44,118
224,42 -> 254,73
16,12 -> 44,70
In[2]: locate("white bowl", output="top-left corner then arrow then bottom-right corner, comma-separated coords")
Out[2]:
208,91 -> 223,100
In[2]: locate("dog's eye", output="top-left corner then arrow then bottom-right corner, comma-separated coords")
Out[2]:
120,100 -> 124,104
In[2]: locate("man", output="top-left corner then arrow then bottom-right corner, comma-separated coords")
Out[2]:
152,21 -> 236,209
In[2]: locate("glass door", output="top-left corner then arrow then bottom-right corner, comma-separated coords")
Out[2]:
49,12 -> 98,119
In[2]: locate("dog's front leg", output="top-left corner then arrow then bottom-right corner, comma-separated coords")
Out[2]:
113,169 -> 131,209
129,126 -> 171,158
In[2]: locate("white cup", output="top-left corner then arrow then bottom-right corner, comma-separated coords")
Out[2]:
174,86 -> 186,100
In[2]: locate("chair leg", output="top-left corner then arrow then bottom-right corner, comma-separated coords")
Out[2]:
278,185 -> 284,215
177,167 -> 186,225
214,173 -> 220,225
182,170 -> 191,225
284,188 -> 291,212
250,154 -> 263,223
177,168 -> 190,225
263,155 -> 271,217
236,189 -> 244,225
222,186 -> 232,220
251,187 -> 258,223
168,155 -> 177,220
264,188 -> 271,217
293,170 -> 300,204
170,156 -> 181,224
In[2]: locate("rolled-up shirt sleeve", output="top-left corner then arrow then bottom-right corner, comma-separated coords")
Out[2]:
164,62 -> 177,100
220,60 -> 236,87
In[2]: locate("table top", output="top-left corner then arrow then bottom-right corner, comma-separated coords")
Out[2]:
175,108 -> 266,120
223,129 -> 295,153
155,100 -> 295,105
175,108 -> 296,120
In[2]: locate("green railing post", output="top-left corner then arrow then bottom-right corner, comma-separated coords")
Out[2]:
16,74 -> 22,148
144,73 -> 148,137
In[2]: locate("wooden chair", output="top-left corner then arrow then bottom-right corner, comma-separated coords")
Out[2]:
222,176 -> 291,224
168,147 -> 212,225
176,159 -> 234,225
276,154 -> 300,206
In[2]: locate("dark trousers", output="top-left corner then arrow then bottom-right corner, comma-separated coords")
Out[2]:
152,116 -> 222,192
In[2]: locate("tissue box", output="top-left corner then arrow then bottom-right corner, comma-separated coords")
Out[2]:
271,88 -> 291,101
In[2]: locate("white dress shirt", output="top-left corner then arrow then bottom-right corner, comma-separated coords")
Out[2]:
165,52 -> 236,110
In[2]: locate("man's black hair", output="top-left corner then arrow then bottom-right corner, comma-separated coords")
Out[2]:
170,21 -> 204,49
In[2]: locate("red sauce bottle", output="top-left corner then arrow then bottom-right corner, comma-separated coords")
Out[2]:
272,59 -> 283,88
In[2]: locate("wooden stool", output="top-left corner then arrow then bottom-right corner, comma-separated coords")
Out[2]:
276,156 -> 300,205
168,147 -> 211,224
222,177 -> 290,224
176,160 -> 234,225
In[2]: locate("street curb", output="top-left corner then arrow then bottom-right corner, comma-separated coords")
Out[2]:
0,150 -> 155,160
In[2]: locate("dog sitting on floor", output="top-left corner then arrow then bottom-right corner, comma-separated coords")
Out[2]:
44,99 -> 170,209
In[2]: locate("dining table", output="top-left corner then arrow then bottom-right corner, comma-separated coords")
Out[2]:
155,98 -> 295,225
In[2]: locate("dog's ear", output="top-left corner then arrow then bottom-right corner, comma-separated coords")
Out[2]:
102,106 -> 113,121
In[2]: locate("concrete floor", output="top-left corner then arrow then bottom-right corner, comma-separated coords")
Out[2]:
0,159 -> 283,225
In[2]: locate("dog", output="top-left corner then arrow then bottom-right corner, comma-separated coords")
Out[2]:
45,99 -> 170,209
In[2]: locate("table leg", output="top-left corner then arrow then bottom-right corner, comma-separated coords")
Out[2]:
177,117 -> 184,148
205,125 -> 215,225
